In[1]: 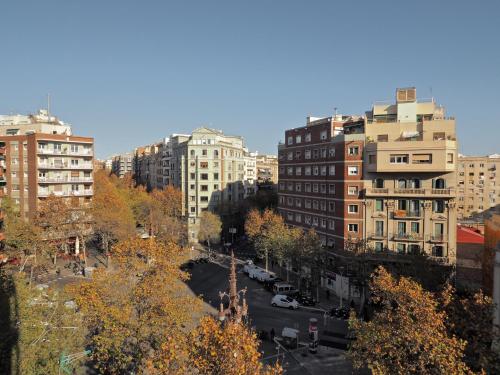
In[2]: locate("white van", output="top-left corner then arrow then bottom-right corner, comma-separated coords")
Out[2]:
273,282 -> 297,295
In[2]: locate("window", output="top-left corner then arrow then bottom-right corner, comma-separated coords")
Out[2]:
200,161 -> 208,168
320,184 -> 326,193
328,220 -> 335,230
329,165 -> 336,176
328,201 -> 335,212
312,217 -> 319,226
71,159 -> 79,166
447,153 -> 454,164
295,135 -> 302,143
200,185 -> 208,191
305,166 -> 311,176
190,184 -> 195,190
348,186 -> 358,195
368,154 -> 376,164
432,245 -> 444,257
287,182 -> 294,191
305,215 -> 311,224
213,173 -> 219,180
348,223 -> 358,232
348,204 -> 359,214
295,198 -> 302,207
305,183 -> 311,192
434,178 -> 446,189
375,199 -> 384,211
200,173 -> 208,180
348,146 -> 359,156
320,166 -> 327,176
433,132 -> 445,141
287,167 -> 293,175
190,150 -> 195,157
295,213 -> 302,223
296,167 -> 302,176
305,133 -> 311,142
413,154 -> 432,164
329,148 -> 336,157
397,179 -> 407,189
214,150 -> 219,158
329,184 -> 335,194
313,149 -> 319,159
434,200 -> 445,213
287,152 -> 293,160
287,212 -> 294,221
313,200 -> 319,209
377,134 -> 388,142
375,221 -> 384,236
321,148 -> 327,158
320,130 -> 327,140
390,154 -> 409,164
397,243 -> 406,254
295,183 -> 301,192
295,150 -> 301,159
411,222 -> 420,234
305,199 -> 311,209
287,136 -> 293,145
347,166 -> 358,175
190,207 -> 196,213
214,184 -> 219,190
313,184 -> 319,193
304,150 -> 311,160
375,242 -> 383,252
321,219 -> 327,228
320,201 -> 326,211
313,166 -> 319,176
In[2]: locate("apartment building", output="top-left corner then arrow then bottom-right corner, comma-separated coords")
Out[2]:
0,111 -> 93,218
457,154 -> 499,219
256,154 -> 279,184
363,87 -> 457,263
243,152 -> 257,196
170,127 -> 256,241
277,115 -> 365,250
111,152 -> 134,178
133,138 -> 172,189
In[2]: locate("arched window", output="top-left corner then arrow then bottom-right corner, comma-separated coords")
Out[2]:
434,178 -> 445,189
190,150 -> 195,157
374,178 -> 384,188
397,179 -> 407,189
214,150 -> 219,158
411,178 -> 421,188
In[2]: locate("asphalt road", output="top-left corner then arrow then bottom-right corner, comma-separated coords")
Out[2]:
186,261 -> 348,345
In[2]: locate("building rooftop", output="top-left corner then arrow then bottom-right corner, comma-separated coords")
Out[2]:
457,225 -> 485,244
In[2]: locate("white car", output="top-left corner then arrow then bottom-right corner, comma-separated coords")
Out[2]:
271,294 -> 299,309
256,271 -> 276,282
248,267 -> 266,279
243,261 -> 255,275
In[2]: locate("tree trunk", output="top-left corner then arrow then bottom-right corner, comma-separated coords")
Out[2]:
265,249 -> 268,272
82,236 -> 88,268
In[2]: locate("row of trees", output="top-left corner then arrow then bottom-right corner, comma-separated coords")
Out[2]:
245,209 -> 327,295
349,267 -> 500,374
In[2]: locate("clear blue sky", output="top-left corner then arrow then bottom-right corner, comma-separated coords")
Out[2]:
1,0 -> 499,159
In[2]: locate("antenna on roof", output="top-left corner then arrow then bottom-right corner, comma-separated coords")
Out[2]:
47,93 -> 51,123
334,107 -> 338,116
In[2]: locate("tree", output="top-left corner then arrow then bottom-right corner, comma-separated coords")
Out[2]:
187,316 -> 282,375
1,272 -> 85,375
69,237 -> 201,374
245,209 -> 289,271
441,285 -> 500,373
198,211 -> 222,251
349,267 -> 470,374
92,170 -> 135,264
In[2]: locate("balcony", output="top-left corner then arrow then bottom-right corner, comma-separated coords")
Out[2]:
38,176 -> 93,183
38,163 -> 93,170
38,148 -> 93,156
392,232 -> 424,241
365,187 -> 455,198
393,210 -> 421,219
368,231 -> 386,240
38,189 -> 93,197
427,234 -> 447,243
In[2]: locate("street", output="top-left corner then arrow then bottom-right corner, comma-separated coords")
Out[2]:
186,259 -> 361,374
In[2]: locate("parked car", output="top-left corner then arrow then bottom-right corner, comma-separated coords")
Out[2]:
330,306 -> 350,320
291,292 -> 316,307
271,294 -> 299,309
263,277 -> 284,291
256,271 -> 276,282
272,283 -> 297,295
243,261 -> 257,275
248,267 -> 266,280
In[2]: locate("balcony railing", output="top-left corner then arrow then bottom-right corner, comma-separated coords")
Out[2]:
38,148 -> 93,156
392,233 -> 424,241
393,210 -> 421,219
38,163 -> 93,170
427,234 -> 447,242
38,177 -> 93,183
368,231 -> 386,239
365,188 -> 455,197
38,189 -> 93,198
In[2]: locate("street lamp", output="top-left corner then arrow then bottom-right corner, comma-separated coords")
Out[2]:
338,266 -> 345,309
218,252 -> 248,323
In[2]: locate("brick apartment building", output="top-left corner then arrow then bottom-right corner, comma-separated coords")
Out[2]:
277,115 -> 365,251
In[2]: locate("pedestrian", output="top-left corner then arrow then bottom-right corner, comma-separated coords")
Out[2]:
326,289 -> 330,300
270,328 -> 275,341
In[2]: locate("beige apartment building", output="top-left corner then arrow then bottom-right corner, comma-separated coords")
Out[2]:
256,154 -> 279,184
363,88 -> 457,263
457,154 -> 499,219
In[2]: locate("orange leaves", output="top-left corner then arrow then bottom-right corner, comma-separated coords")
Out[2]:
349,266 -> 471,374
